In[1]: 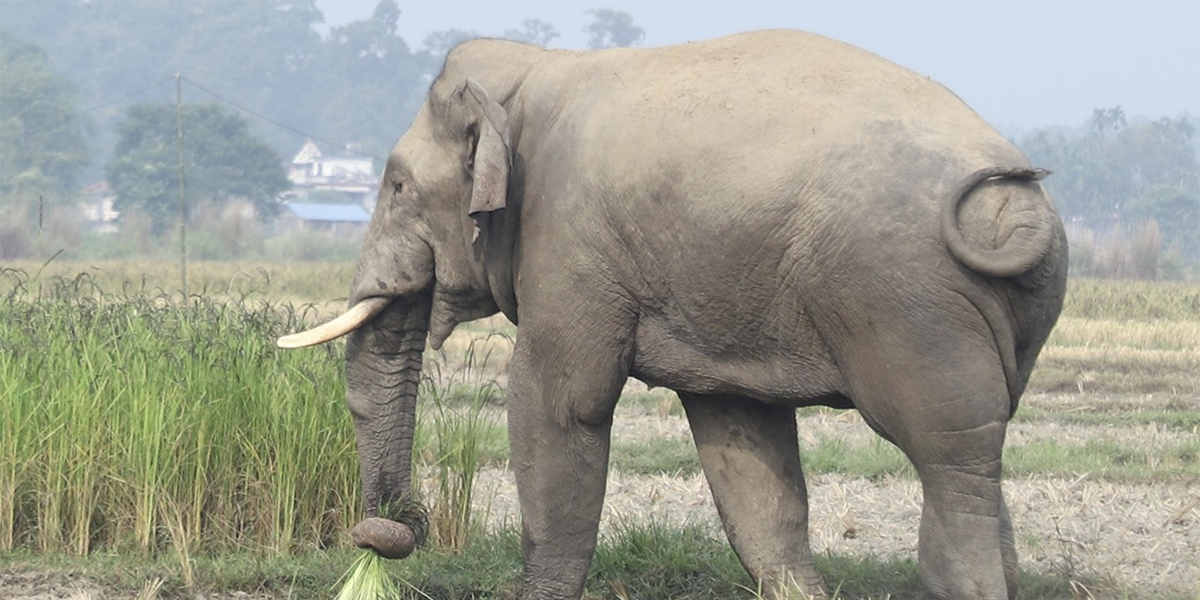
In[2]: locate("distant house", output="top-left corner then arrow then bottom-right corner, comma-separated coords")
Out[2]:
81,182 -> 118,233
283,140 -> 378,208
277,202 -> 372,237
278,141 -> 379,237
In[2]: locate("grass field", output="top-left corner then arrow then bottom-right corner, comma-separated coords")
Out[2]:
1,261 -> 1198,599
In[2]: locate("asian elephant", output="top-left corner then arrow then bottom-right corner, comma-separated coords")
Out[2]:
279,29 -> 1067,600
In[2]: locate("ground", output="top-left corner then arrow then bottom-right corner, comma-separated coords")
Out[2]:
5,387 -> 1196,599
2,271 -> 1196,599
472,386 -> 1200,596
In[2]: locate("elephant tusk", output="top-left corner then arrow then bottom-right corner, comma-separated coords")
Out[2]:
276,296 -> 393,349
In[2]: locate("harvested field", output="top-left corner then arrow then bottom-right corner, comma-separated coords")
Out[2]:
2,269 -> 1197,599
455,390 -> 1200,596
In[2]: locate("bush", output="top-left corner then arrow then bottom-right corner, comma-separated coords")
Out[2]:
1128,220 -> 1161,280
1065,219 -> 1184,280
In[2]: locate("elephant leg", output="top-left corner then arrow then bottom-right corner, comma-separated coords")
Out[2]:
841,314 -> 1018,600
999,494 -> 1020,593
906,435 -> 1012,600
506,320 -> 630,600
679,393 -> 827,600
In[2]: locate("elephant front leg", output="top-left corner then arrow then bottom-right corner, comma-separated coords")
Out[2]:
680,393 -> 827,600
506,325 -> 630,600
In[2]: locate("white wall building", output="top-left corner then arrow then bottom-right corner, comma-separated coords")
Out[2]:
284,140 -> 378,208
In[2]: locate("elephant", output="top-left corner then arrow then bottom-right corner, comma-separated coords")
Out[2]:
279,29 -> 1068,600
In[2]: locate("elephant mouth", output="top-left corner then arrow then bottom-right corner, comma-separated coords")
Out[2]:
276,296 -> 394,348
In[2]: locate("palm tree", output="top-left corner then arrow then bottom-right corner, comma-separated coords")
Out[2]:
1090,105 -> 1126,136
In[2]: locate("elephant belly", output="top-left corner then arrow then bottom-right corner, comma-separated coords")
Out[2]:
629,318 -> 849,406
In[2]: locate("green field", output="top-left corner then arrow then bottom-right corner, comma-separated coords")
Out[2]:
1,262 -> 1197,599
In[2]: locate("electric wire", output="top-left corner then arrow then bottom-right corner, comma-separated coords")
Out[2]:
178,75 -> 375,158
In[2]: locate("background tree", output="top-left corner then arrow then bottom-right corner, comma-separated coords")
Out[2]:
1017,109 -> 1200,267
0,33 -> 92,203
167,0 -> 326,152
315,0 -> 426,158
105,104 -> 289,234
0,0 -> 562,184
1090,106 -> 1127,137
422,28 -> 480,59
0,0 -> 330,175
503,19 -> 560,47
583,8 -> 645,49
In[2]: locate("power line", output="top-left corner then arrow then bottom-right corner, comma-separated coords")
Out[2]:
178,75 -> 375,158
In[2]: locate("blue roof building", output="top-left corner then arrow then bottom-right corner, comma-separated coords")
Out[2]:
284,203 -> 371,223
279,202 -> 373,237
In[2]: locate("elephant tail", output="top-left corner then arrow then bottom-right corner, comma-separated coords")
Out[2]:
941,166 -> 1057,280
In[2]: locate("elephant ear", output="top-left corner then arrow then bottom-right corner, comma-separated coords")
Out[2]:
464,79 -> 510,216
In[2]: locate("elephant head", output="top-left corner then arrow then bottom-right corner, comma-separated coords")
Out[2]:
278,78 -> 513,558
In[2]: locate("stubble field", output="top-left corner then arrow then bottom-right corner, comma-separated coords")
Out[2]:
1,260 -> 1197,599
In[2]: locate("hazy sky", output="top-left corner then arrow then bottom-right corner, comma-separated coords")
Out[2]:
315,0 -> 1199,132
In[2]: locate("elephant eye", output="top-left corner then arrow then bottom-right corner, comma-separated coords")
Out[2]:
392,181 -> 403,195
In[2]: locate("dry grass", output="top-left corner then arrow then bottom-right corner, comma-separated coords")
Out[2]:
4,262 -> 1197,598
1061,278 -> 1200,321
0,259 -> 354,307
1032,318 -> 1200,394
430,316 -> 515,385
1049,318 -> 1200,350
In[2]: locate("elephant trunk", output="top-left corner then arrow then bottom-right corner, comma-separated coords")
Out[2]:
344,292 -> 432,559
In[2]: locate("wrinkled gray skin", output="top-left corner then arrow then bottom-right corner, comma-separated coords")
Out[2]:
334,30 -> 1067,600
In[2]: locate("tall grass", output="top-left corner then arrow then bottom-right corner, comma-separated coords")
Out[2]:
415,341 -> 509,553
1,267 -> 505,561
0,269 -> 360,556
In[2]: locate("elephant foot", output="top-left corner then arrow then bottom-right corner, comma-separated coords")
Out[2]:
351,517 -> 417,559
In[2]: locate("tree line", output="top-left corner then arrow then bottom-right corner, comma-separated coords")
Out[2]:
0,1 -> 644,203
0,0 -> 1195,275
0,1 -> 646,257
1018,108 -> 1199,275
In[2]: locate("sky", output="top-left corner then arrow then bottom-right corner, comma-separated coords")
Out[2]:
314,0 -> 1200,132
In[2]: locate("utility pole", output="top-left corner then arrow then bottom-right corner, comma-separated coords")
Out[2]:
37,195 -> 43,255
175,73 -> 189,299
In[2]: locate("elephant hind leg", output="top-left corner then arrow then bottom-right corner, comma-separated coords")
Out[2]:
906,423 -> 1017,600
840,320 -> 1019,600
680,393 -> 827,600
